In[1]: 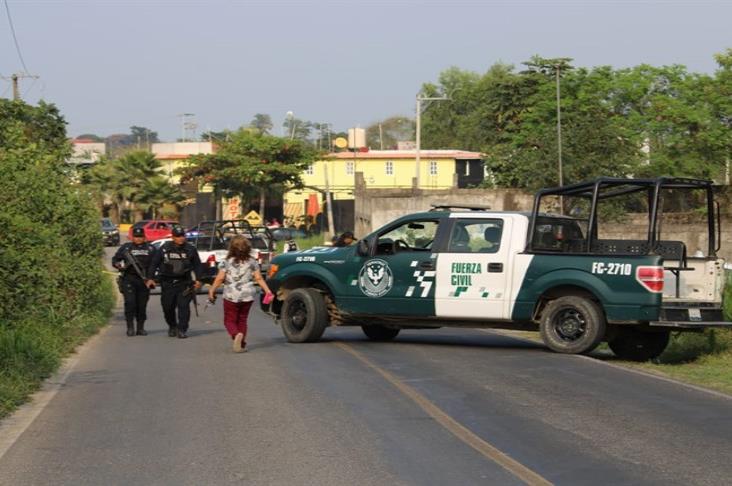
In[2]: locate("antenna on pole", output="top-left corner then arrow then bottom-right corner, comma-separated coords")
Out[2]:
177,113 -> 197,142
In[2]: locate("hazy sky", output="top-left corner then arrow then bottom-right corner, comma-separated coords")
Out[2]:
3,0 -> 731,141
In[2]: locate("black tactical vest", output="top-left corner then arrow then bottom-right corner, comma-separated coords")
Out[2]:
160,242 -> 195,279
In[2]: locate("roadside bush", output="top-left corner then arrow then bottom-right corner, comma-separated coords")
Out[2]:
0,100 -> 114,418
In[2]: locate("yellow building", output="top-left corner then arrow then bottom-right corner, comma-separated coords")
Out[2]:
284,149 -> 483,221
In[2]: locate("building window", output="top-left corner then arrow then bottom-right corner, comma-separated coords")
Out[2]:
305,164 -> 314,175
429,161 -> 438,176
385,160 -> 393,175
346,161 -> 354,175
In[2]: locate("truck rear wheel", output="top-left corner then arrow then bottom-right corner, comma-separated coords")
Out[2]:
608,328 -> 670,361
540,295 -> 606,355
362,325 -> 400,341
281,288 -> 327,343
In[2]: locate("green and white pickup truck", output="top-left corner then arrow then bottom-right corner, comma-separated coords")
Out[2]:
263,177 -> 731,361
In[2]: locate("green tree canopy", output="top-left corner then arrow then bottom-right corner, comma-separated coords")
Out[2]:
180,130 -> 318,219
420,51 -> 732,190
366,116 -> 415,149
251,113 -> 274,135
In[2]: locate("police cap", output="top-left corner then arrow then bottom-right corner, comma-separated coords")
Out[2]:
132,227 -> 145,237
171,226 -> 186,237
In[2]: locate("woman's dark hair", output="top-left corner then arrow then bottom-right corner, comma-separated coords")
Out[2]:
334,231 -> 355,247
227,235 -> 252,263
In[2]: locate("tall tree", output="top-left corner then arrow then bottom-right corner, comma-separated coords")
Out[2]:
366,116 -> 415,149
282,117 -> 312,141
251,113 -> 273,135
180,130 -> 318,220
130,126 -> 159,147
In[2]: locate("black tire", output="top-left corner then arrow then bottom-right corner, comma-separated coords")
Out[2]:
540,295 -> 606,354
608,328 -> 670,361
362,325 -> 400,341
280,288 -> 328,343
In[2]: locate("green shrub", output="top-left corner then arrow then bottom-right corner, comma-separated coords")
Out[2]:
0,99 -> 115,418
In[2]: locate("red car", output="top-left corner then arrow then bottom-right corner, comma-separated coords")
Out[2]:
128,220 -> 179,242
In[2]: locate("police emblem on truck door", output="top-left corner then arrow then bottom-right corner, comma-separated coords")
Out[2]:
359,259 -> 393,297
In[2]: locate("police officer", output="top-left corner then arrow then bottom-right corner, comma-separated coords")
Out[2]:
112,227 -> 156,337
147,226 -> 202,339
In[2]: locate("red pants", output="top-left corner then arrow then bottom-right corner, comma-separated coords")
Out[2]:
223,299 -> 253,341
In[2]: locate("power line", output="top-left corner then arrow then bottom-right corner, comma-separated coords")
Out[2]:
22,75 -> 37,97
3,0 -> 29,73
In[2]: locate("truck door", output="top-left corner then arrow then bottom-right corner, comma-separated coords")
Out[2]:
350,218 -> 442,317
435,217 -> 512,320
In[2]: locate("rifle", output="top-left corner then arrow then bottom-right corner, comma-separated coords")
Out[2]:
183,283 -> 199,318
123,248 -> 148,282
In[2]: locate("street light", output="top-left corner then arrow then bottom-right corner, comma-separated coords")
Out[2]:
415,93 -> 449,188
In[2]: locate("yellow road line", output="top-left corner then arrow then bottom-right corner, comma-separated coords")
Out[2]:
334,342 -> 553,486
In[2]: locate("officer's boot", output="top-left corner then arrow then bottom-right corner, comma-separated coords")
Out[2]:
136,321 -> 148,336
126,321 -> 135,337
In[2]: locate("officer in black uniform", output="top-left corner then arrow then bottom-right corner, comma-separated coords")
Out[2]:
112,227 -> 156,336
147,226 -> 202,339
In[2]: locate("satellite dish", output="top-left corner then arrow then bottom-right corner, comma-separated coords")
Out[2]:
334,137 -> 348,149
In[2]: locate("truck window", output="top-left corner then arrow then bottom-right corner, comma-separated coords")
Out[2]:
448,219 -> 503,253
531,218 -> 585,252
376,220 -> 439,255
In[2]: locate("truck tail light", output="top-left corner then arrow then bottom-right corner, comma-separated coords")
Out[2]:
636,266 -> 664,293
207,254 -> 217,267
268,264 -> 279,278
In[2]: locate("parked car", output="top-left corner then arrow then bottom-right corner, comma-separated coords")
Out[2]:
128,220 -> 179,242
101,218 -> 120,246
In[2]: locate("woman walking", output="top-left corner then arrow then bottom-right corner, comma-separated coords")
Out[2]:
208,235 -> 273,353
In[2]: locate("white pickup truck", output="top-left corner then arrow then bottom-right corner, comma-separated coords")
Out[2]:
152,219 -> 276,283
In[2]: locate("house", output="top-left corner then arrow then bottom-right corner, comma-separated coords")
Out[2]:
68,139 -> 106,165
151,142 -> 215,185
283,148 -> 484,232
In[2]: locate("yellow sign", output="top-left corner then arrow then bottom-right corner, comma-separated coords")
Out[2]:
334,137 -> 348,149
244,210 -> 262,226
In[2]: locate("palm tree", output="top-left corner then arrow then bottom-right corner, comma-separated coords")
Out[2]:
137,176 -> 185,219
114,151 -> 163,220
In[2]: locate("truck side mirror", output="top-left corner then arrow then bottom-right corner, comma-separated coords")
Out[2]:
356,239 -> 370,256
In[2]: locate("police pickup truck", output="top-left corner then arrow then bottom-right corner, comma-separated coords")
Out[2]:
263,178 -> 731,361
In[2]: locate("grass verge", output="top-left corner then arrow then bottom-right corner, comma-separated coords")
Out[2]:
0,272 -> 116,419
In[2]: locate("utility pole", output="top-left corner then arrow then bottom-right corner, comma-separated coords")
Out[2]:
324,160 -> 335,237
555,65 -> 563,189
2,72 -> 39,100
415,93 -> 449,188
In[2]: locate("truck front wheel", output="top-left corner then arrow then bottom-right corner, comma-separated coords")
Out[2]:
540,296 -> 606,355
608,328 -> 670,361
281,288 -> 328,343
362,325 -> 400,341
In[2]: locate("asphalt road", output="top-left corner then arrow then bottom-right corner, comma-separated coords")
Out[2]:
2,249 -> 732,485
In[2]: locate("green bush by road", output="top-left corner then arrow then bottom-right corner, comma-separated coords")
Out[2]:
0,99 -> 115,419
